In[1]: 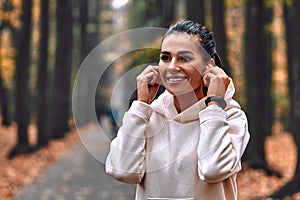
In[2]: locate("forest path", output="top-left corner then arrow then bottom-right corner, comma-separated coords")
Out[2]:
12,120 -> 136,200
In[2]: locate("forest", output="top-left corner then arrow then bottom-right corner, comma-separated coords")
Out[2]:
1,0 -> 300,199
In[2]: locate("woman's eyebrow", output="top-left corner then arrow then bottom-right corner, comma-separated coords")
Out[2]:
160,50 -> 194,55
177,50 -> 194,55
160,51 -> 171,55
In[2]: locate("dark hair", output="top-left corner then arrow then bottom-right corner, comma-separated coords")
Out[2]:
164,20 -> 223,68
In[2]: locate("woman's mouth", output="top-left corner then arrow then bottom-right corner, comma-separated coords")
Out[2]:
166,76 -> 187,83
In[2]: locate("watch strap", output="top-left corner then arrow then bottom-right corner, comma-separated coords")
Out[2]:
205,96 -> 227,110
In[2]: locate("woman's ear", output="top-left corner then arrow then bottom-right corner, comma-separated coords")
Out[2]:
207,58 -> 215,66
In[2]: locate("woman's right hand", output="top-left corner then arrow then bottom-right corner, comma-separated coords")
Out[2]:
203,64 -> 230,98
136,65 -> 161,104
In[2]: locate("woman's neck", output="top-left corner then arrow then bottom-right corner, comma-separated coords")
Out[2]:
173,87 -> 204,113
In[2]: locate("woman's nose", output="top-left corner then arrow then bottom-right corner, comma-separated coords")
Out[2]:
167,58 -> 181,72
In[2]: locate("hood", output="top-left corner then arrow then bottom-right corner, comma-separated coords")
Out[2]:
151,78 -> 241,123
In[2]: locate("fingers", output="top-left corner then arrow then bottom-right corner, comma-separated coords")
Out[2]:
205,64 -> 226,76
137,65 -> 160,85
203,64 -> 230,96
136,65 -> 161,104
204,64 -> 228,80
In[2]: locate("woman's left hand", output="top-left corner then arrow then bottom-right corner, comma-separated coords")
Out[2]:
203,64 -> 230,97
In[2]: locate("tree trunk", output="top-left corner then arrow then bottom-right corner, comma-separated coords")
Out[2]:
9,0 -> 33,158
0,72 -> 10,126
211,0 -> 231,75
271,0 -> 300,197
37,0 -> 50,147
80,0 -> 88,61
243,0 -> 278,176
80,0 -> 100,62
186,0 -> 205,25
76,0 -> 101,127
50,0 -> 73,139
160,0 -> 175,28
0,0 -> 11,126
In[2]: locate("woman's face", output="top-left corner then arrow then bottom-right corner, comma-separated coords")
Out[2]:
159,33 -> 213,97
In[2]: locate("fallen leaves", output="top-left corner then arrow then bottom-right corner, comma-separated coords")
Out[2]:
0,123 -> 79,200
237,122 -> 300,200
0,121 -> 299,199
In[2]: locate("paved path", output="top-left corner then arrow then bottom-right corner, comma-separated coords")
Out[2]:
13,121 -> 136,200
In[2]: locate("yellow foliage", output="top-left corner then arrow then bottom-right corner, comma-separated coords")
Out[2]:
1,59 -> 15,82
32,0 -> 40,23
0,31 -> 16,82
0,0 -> 22,29
11,0 -> 22,7
0,0 -> 41,82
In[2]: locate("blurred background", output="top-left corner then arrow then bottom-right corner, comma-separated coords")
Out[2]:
1,0 -> 300,199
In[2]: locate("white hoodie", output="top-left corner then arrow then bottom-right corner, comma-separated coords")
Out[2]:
105,81 -> 250,200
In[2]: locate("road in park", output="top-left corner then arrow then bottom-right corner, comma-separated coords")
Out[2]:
13,119 -> 136,200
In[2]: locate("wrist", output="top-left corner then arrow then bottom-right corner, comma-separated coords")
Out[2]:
205,96 -> 227,110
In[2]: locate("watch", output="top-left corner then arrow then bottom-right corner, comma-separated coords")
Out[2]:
205,96 -> 227,110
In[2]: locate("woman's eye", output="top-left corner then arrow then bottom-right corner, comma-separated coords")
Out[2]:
179,56 -> 191,61
160,55 -> 171,61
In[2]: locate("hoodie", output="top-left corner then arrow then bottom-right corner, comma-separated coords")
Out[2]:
105,81 -> 250,200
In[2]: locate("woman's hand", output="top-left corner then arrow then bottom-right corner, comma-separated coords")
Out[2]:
203,64 -> 230,97
136,65 -> 161,104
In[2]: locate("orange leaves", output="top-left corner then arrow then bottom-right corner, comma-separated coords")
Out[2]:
0,124 -> 79,199
0,0 -> 22,29
0,30 -> 16,82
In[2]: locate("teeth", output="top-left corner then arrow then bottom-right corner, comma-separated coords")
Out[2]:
168,77 -> 186,82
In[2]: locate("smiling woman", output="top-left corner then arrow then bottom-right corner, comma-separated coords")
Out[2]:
158,33 -> 213,108
105,19 -> 250,200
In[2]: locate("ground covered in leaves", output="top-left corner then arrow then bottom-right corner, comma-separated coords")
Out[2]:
237,122 -> 300,200
0,123 -> 79,200
0,122 -> 300,200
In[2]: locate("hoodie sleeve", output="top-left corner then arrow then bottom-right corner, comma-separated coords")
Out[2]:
197,104 -> 250,183
105,101 -> 152,184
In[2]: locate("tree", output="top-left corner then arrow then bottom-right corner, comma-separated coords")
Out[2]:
50,0 -> 73,139
36,0 -> 50,147
9,0 -> 33,158
79,0 -> 88,61
78,0 -> 101,126
186,0 -> 205,25
159,0 -> 176,27
0,0 -> 12,126
79,0 -> 100,59
271,0 -> 300,197
211,0 -> 231,75
243,0 -> 278,176
128,0 -> 175,28
0,66 -> 10,126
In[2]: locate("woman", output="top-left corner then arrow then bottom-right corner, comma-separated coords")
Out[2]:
105,20 -> 250,200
